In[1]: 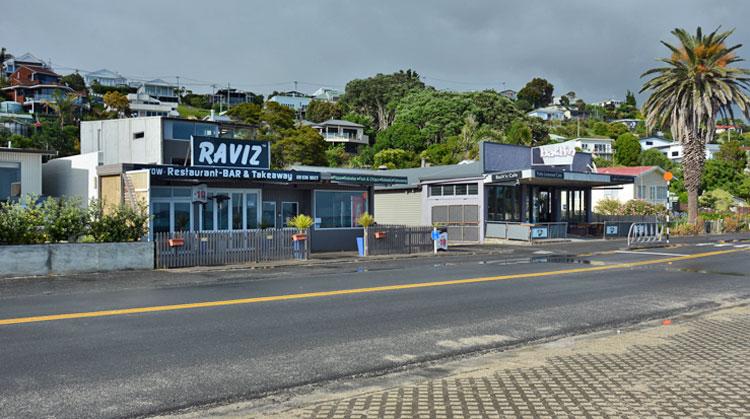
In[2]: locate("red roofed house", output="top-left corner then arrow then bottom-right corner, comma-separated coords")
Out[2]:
1,64 -> 74,113
592,166 -> 669,209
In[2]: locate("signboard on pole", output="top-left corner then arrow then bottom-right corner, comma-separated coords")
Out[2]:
192,184 -> 208,203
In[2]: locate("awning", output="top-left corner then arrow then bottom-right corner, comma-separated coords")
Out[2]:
486,169 -> 634,187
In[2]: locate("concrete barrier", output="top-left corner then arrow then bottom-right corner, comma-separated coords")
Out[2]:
0,242 -> 154,278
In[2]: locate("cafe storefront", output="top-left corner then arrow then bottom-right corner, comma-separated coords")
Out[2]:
97,136 -> 406,252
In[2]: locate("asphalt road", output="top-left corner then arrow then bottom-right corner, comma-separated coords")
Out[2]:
1,238 -> 749,418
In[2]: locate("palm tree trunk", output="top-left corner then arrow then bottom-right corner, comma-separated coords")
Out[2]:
682,131 -> 705,224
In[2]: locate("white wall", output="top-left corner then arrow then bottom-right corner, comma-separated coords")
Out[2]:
592,170 -> 668,210
374,189 -> 423,226
0,150 -> 43,197
80,117 -> 163,165
42,152 -> 99,204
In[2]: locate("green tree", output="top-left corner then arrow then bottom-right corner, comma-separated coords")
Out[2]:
61,72 -> 86,92
46,90 -> 77,130
271,126 -> 326,167
325,145 -> 350,167
516,78 -> 554,109
606,122 -> 629,139
306,100 -> 342,123
639,148 -> 673,170
702,159 -> 744,194
641,27 -> 750,223
625,90 -> 637,107
373,148 -> 418,169
103,91 -> 130,116
262,101 -> 296,131
375,122 -> 425,152
593,157 -> 613,168
340,69 -> 425,131
613,133 -> 642,166
505,119 -> 532,145
699,188 -> 734,211
226,103 -> 261,125
420,143 -> 458,165
716,140 -> 747,172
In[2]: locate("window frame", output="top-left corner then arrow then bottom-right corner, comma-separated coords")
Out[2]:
313,189 -> 368,230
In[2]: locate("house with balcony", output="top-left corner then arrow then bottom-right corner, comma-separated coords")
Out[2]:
561,138 -> 614,160
268,91 -> 311,118
85,69 -> 128,88
2,52 -> 48,77
136,79 -> 178,103
125,79 -> 179,117
0,101 -> 34,136
1,64 -> 75,113
311,87 -> 342,102
311,119 -> 369,153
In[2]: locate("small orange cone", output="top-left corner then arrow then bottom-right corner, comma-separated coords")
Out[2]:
662,319 -> 672,326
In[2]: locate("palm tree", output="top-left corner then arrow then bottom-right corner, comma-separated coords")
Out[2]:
44,90 -> 77,130
641,27 -> 750,223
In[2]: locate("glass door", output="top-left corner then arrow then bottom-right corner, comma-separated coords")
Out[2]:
281,202 -> 299,227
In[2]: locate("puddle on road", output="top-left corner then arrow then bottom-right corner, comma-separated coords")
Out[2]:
476,256 -> 594,267
671,268 -> 747,277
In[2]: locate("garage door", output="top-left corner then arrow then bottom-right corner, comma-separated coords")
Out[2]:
431,204 -> 479,242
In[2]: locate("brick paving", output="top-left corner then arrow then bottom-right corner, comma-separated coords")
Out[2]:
277,306 -> 750,418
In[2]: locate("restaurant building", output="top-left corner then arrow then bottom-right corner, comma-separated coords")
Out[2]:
314,141 -> 636,243
55,117 -> 406,252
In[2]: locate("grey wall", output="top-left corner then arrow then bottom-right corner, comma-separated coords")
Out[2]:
0,242 -> 154,277
482,142 -> 532,173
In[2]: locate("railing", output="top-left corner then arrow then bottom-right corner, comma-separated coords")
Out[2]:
154,229 -> 308,268
366,225 -> 434,256
627,222 -> 664,247
486,222 -> 568,242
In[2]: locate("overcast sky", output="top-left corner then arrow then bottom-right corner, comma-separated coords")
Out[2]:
2,1 -> 748,102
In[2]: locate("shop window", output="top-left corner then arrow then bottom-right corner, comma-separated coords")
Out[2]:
0,161 -> 21,200
232,193 -> 243,230
151,202 -> 171,233
246,193 -> 259,229
315,190 -> 367,229
262,201 -> 276,228
487,185 -> 521,222
202,201 -> 214,230
173,203 -> 191,232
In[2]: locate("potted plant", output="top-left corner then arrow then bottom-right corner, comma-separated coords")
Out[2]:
357,212 -> 375,256
289,214 -> 314,260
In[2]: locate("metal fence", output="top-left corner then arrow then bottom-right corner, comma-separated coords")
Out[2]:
366,225 -> 434,256
154,229 -> 308,268
486,222 -> 568,242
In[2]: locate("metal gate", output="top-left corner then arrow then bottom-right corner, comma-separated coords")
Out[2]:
431,204 -> 479,242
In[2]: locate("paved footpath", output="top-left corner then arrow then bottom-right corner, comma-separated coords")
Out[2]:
199,304 -> 750,418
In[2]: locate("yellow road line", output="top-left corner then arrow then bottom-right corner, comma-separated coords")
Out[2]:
0,247 -> 746,327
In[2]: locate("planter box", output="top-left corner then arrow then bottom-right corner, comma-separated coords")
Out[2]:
0,242 -> 154,278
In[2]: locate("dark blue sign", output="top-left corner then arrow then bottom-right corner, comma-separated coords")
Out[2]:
191,136 -> 270,170
132,164 -> 321,183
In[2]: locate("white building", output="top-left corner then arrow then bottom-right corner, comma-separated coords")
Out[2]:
311,87 -> 342,102
85,69 -> 128,88
592,166 -> 668,208
311,119 -> 369,152
42,152 -> 99,204
527,106 -> 570,121
0,147 -> 51,201
127,92 -> 178,117
652,142 -> 721,163
639,136 -> 673,151
562,138 -> 614,160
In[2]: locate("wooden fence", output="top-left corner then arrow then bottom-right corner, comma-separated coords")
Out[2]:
154,229 -> 308,268
366,225 -> 434,256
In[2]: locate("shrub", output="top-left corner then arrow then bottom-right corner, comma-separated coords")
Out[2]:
0,196 -> 46,244
41,197 -> 89,242
89,201 -> 150,243
671,222 -> 702,236
594,198 -> 622,215
620,199 -> 667,216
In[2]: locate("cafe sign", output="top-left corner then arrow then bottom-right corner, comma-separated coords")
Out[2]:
191,136 -> 270,170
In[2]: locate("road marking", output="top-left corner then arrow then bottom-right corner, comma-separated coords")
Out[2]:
615,250 -> 688,257
0,247 -> 747,327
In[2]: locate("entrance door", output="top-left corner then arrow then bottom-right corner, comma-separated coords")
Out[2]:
530,187 -> 554,223
281,202 -> 299,227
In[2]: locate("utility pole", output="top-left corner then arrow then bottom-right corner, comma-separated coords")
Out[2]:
226,83 -> 231,110
294,80 -> 298,92
176,76 -> 181,103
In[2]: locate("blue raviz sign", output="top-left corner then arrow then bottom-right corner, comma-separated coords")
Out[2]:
191,136 -> 270,170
